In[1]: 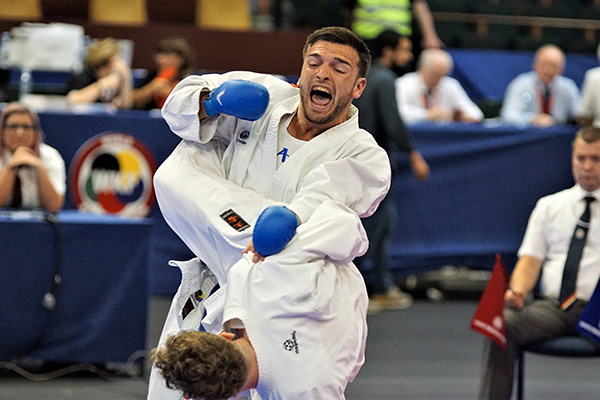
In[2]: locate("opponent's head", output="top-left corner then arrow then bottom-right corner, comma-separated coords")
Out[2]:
152,330 -> 250,400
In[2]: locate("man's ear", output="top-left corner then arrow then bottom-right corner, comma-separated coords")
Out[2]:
353,77 -> 367,99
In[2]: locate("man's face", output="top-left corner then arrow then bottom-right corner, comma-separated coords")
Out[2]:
534,48 -> 564,85
297,41 -> 366,127
572,136 -> 600,192
2,112 -> 36,153
392,37 -> 413,69
155,52 -> 183,72
420,59 -> 450,90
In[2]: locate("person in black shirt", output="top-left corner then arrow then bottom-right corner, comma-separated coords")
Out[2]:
353,29 -> 429,313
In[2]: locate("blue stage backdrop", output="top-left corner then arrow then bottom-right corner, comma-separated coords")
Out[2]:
39,109 -> 194,296
449,49 -> 597,103
389,121 -> 576,273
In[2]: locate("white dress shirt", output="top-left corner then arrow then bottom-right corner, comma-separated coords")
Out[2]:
579,66 -> 600,127
1,144 -> 66,209
518,185 -> 600,301
501,71 -> 581,125
395,72 -> 484,123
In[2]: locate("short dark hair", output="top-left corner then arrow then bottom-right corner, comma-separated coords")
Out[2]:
372,29 -> 404,59
155,36 -> 195,78
303,27 -> 372,78
151,331 -> 249,400
577,125 -> 600,143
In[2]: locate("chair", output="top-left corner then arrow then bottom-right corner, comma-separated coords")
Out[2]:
472,1 -> 519,16
41,0 -> 88,22
146,0 -> 195,25
195,0 -> 251,30
428,0 -> 475,13
0,0 -> 41,21
435,21 -> 467,48
89,0 -> 148,25
528,1 -> 581,19
516,336 -> 600,400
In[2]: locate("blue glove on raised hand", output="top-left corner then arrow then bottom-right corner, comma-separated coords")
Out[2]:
252,206 -> 299,257
203,80 -> 269,121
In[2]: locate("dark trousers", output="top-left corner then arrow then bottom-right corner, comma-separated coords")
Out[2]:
354,195 -> 395,295
479,298 -> 588,400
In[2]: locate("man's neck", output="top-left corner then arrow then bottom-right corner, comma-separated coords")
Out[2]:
236,330 -> 259,391
287,109 -> 345,141
378,57 -> 391,69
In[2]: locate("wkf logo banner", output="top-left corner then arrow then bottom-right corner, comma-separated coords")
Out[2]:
69,132 -> 156,218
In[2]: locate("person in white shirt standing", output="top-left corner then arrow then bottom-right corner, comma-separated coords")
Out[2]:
578,43 -> 600,128
395,48 -> 483,123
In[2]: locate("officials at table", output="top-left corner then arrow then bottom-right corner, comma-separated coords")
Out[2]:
500,44 -> 581,127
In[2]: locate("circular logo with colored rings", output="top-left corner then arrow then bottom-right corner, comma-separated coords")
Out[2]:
70,132 -> 156,218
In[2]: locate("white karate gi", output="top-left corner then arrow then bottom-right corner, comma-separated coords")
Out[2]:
148,71 -> 390,400
224,200 -> 369,399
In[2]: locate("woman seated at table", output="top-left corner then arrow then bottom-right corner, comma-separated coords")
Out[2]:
66,38 -> 133,109
0,103 -> 66,213
133,36 -> 195,110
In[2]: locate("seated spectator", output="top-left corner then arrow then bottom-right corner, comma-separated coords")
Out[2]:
133,36 -> 195,110
501,44 -> 580,126
66,38 -> 133,109
479,125 -> 600,400
0,103 -> 66,213
395,49 -> 483,123
578,43 -> 600,127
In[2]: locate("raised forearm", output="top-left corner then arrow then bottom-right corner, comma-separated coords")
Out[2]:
35,166 -> 64,213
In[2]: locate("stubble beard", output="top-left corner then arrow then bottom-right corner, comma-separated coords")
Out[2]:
299,90 -> 353,126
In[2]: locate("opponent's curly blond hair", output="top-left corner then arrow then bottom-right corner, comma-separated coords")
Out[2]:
151,330 -> 249,400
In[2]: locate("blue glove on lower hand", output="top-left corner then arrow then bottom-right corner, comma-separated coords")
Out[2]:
252,206 -> 299,257
203,80 -> 269,121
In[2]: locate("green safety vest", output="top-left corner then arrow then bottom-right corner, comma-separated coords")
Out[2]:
352,0 -> 412,39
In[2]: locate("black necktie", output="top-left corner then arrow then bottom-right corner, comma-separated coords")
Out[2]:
9,174 -> 22,208
559,196 -> 595,310
542,84 -> 551,114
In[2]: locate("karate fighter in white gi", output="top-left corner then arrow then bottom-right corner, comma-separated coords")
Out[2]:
148,27 -> 392,400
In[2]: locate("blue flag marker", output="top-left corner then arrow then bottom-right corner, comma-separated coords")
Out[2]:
576,279 -> 600,343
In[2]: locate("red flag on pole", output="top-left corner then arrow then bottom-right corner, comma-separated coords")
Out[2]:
470,254 -> 509,350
